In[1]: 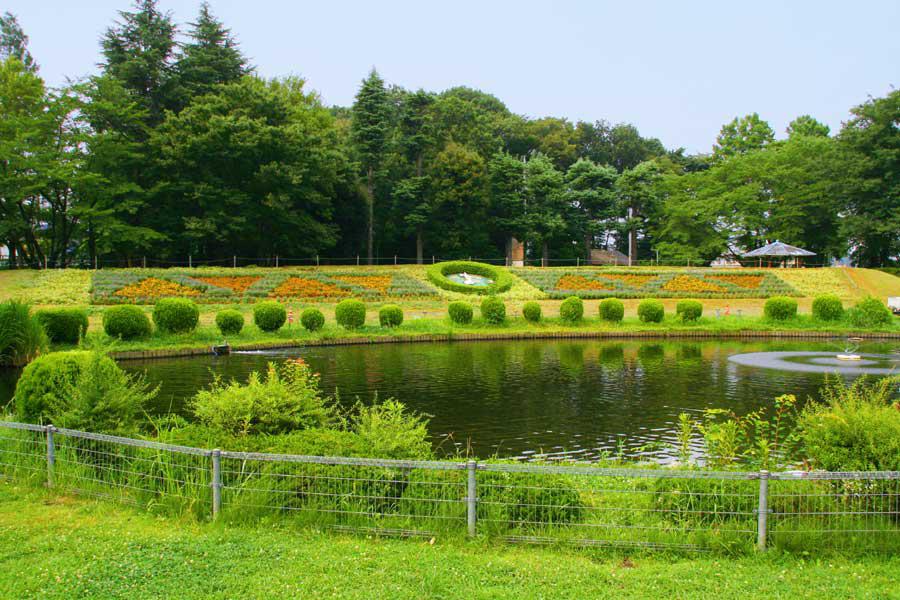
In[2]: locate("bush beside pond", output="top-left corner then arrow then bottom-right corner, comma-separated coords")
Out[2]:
335,299 -> 366,329
153,298 -> 200,333
35,308 -> 88,344
0,301 -> 47,367
846,296 -> 893,328
811,294 -> 843,322
599,298 -> 625,323
253,301 -> 287,332
448,301 -> 473,325
676,300 -> 703,322
637,299 -> 664,323
301,308 -> 325,332
559,296 -> 583,323
379,304 -> 404,328
103,305 -> 152,340
480,296 -> 506,324
764,297 -> 798,321
522,301 -> 542,323
215,309 -> 244,335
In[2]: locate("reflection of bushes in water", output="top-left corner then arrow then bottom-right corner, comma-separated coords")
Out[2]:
557,344 -> 585,376
637,344 -> 666,368
599,344 -> 625,367
677,344 -> 702,362
521,344 -> 543,376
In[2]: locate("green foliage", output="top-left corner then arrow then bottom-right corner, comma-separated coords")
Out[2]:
846,296 -> 893,328
637,299 -> 664,323
378,304 -> 403,328
349,399 -> 432,460
0,300 -> 47,366
215,309 -> 244,335
599,298 -> 625,322
191,359 -> 334,436
811,294 -> 843,321
764,297 -> 798,321
798,376 -> 900,471
335,299 -> 366,329
426,261 -> 513,295
500,475 -> 584,527
558,296 -> 584,323
522,301 -> 542,323
102,305 -> 152,339
713,113 -> 774,160
675,300 -> 703,322
152,298 -> 199,333
34,308 -> 88,344
14,350 -> 153,434
253,301 -> 286,332
300,307 -> 325,332
480,296 -> 506,324
448,301 -> 473,325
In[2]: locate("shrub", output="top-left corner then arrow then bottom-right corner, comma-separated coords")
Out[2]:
378,304 -> 404,328
676,300 -> 703,322
522,301 -> 542,323
253,301 -> 287,332
764,296 -> 798,321
35,308 -> 88,344
426,260 -> 514,295
480,296 -> 506,324
599,298 -> 625,322
637,299 -> 664,323
350,399 -> 432,459
448,301 -> 473,325
335,299 -> 366,329
477,472 -> 584,527
0,300 -> 47,366
191,359 -> 334,436
14,350 -> 153,434
811,294 -> 843,322
152,298 -> 199,333
558,296 -> 584,323
102,305 -> 152,340
215,309 -> 244,335
846,296 -> 893,328
300,307 -> 325,332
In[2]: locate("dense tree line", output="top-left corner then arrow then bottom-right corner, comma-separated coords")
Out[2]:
1,2 -> 897,268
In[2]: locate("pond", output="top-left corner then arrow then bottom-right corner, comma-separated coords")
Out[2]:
2,338 -> 896,462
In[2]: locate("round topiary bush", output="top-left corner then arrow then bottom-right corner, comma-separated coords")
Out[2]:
215,309 -> 244,335
14,350 -> 118,423
35,308 -> 88,344
676,300 -> 703,322
637,299 -> 665,323
301,307 -> 325,332
559,296 -> 584,323
480,296 -> 506,325
812,294 -> 844,322
448,301 -> 473,325
764,296 -> 798,321
379,304 -> 404,328
103,305 -> 152,340
522,301 -> 542,323
253,301 -> 287,332
847,296 -> 893,328
335,299 -> 366,330
153,298 -> 200,333
599,298 -> 625,323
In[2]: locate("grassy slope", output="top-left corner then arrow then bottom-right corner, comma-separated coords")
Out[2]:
0,484 -> 897,600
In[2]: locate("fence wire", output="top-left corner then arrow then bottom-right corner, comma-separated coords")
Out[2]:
0,422 -> 897,553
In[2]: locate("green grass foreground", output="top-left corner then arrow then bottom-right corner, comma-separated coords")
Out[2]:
0,484 -> 897,599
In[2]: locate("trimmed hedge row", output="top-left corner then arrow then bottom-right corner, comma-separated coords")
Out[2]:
426,261 -> 514,295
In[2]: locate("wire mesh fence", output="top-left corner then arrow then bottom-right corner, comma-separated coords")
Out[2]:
0,421 -> 897,554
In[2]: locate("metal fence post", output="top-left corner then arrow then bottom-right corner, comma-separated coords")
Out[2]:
46,425 -> 55,488
757,470 -> 769,551
211,449 -> 222,520
466,460 -> 477,537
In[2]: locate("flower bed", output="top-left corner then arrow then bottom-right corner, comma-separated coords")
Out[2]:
194,276 -> 261,294
511,268 -> 798,299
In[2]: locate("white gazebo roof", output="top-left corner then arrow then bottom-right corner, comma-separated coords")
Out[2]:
742,241 -> 816,258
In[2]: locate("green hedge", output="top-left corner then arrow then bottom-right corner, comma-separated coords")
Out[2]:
103,305 -> 152,339
215,309 -> 244,335
448,301 -> 473,325
637,299 -> 665,323
301,308 -> 325,332
379,304 -> 404,328
426,261 -> 513,295
480,296 -> 506,324
253,301 -> 287,332
811,294 -> 843,322
335,299 -> 366,329
847,297 -> 893,328
599,298 -> 624,322
14,351 -> 117,423
764,297 -> 798,321
153,298 -> 200,333
559,296 -> 584,323
676,300 -> 703,322
522,301 -> 542,323
35,308 -> 88,344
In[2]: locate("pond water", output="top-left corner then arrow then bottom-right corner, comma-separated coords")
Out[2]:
2,338 -> 896,462
446,272 -> 493,287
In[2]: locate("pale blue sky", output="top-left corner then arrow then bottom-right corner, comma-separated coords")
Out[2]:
7,0 -> 899,153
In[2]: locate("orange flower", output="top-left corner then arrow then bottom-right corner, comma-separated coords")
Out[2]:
271,277 -> 349,298
332,275 -> 392,293
600,274 -> 658,287
195,276 -> 260,293
114,278 -> 201,299
662,275 -> 726,293
556,275 -> 613,291
709,274 -> 764,289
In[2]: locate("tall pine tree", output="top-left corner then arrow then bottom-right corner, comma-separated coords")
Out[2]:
351,69 -> 390,264
0,12 -> 37,72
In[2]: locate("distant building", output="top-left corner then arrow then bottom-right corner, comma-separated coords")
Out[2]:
589,248 -> 629,266
710,256 -> 742,268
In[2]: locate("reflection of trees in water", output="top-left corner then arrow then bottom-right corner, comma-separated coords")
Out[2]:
557,344 -> 585,377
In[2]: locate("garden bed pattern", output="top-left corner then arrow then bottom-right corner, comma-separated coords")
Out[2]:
511,269 -> 798,299
91,269 -> 439,304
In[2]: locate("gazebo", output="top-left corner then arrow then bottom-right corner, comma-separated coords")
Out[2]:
742,241 -> 816,268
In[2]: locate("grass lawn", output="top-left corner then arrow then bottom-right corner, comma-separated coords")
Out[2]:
0,483 -> 897,599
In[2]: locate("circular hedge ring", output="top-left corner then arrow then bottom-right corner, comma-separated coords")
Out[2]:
426,261 -> 513,295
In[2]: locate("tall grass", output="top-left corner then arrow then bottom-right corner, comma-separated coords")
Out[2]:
0,300 -> 47,367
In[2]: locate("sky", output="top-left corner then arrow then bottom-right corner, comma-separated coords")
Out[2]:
6,0 -> 899,154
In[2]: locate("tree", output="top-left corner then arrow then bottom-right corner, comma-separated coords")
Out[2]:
787,115 -> 830,139
487,151 -> 527,261
839,90 -> 900,266
0,12 -> 36,72
616,161 -> 663,263
713,113 -> 774,160
101,0 -> 177,128
575,120 -> 666,172
173,2 -> 248,110
428,143 -> 489,257
564,159 -> 618,259
523,154 -> 567,264
351,69 -> 390,264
